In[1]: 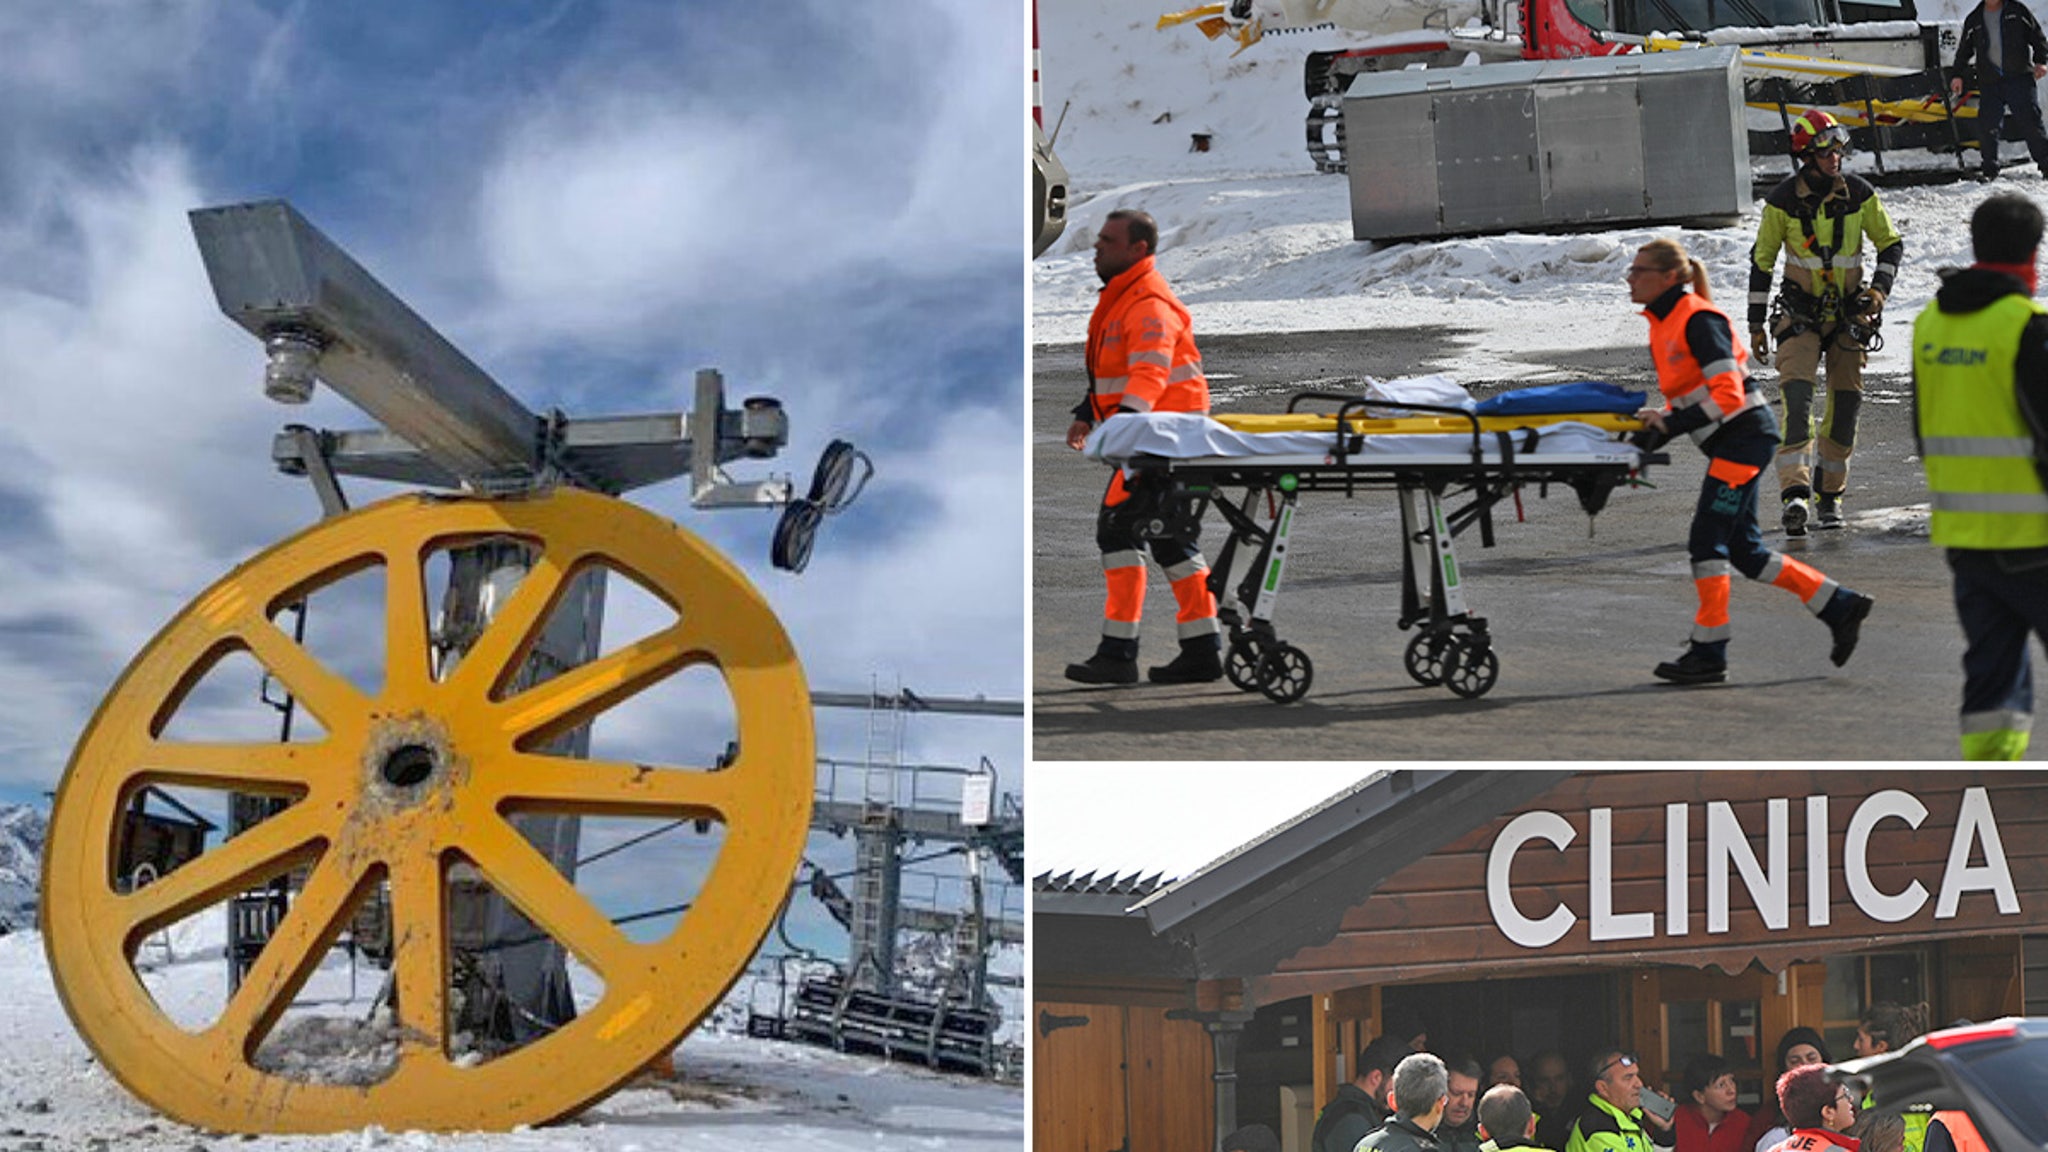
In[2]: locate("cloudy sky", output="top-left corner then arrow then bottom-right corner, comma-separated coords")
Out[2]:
0,2 -> 1023,948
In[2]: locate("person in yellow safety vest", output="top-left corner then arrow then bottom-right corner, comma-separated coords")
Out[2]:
1911,192 -> 2048,760
1479,1084 -> 1554,1152
1564,1050 -> 1675,1152
1763,1065 -> 1857,1152
1062,208 -> 1222,687
1748,109 -> 1905,536
1628,238 -> 1875,686
1851,1003 -> 1932,1152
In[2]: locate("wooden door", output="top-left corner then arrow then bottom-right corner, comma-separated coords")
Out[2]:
1036,1000 -> 1130,1152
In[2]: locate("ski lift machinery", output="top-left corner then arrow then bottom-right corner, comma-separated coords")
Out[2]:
38,200 -> 872,1133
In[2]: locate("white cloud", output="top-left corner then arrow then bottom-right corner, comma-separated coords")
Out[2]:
0,3 -> 1024,807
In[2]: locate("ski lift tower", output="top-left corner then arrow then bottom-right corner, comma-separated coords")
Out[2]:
184,200 -> 867,1051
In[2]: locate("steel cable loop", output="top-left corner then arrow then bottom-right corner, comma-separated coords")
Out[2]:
809,440 -> 873,514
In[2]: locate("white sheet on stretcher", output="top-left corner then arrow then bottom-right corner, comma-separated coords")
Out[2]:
1083,411 -> 1640,466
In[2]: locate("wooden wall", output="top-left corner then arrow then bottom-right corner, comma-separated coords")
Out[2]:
1257,771 -> 2048,1003
1035,999 -> 1214,1152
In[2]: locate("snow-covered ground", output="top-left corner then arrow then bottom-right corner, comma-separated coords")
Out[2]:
0,908 -> 1021,1150
1035,0 -> 2039,380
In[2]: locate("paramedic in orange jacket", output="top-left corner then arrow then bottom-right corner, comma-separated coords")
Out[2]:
1063,209 -> 1222,686
1627,238 -> 1875,685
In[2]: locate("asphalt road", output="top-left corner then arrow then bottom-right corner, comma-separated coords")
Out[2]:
1032,326 -> 2044,761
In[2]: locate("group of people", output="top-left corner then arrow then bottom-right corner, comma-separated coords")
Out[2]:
1061,103 -> 2048,757
1255,1002 -> 1963,1152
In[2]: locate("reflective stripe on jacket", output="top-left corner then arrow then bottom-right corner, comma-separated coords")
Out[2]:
1085,255 -> 1208,421
1565,1093 -> 1657,1152
1913,292 -> 2048,549
1645,290 -> 1765,445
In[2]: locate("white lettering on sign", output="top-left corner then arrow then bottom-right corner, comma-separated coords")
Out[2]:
1708,798 -> 1789,933
1484,786 -> 2022,948
1487,810 -> 1576,947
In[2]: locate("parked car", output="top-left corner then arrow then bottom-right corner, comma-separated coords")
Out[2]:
1833,1017 -> 2048,1152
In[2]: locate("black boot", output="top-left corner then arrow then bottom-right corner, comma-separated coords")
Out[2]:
1148,636 -> 1224,684
1816,492 -> 1844,529
1824,590 -> 1874,667
1654,640 -> 1728,686
1065,652 -> 1138,685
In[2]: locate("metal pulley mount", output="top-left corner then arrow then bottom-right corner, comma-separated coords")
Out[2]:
188,200 -> 870,545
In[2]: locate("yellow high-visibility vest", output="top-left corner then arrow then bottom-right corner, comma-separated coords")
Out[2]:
1913,293 -> 2048,549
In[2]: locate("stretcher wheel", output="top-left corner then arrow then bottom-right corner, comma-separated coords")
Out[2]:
41,489 -> 814,1133
1403,631 -> 1450,687
1224,637 -> 1265,693
1256,643 -> 1313,705
1443,638 -> 1500,699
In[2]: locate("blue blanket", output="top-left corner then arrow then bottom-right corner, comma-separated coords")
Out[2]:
1472,381 -> 1644,416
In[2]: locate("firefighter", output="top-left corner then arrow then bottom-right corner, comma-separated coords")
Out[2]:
1748,109 -> 1905,535
1062,209 -> 1223,685
1911,193 -> 2048,760
1629,238 -> 1874,686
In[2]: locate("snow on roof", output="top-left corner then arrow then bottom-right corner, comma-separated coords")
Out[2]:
1028,765 -> 1386,891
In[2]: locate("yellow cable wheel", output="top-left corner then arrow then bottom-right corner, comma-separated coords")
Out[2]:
41,488 -> 814,1133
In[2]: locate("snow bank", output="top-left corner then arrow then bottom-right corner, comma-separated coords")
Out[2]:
1036,0 -> 2046,391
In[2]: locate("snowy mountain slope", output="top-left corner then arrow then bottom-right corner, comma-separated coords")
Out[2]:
0,804 -> 44,932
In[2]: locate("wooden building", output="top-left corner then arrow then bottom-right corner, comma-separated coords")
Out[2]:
1033,770 -> 2048,1152
114,784 -> 217,889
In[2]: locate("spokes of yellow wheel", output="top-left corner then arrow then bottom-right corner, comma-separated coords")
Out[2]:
42,488 -> 814,1133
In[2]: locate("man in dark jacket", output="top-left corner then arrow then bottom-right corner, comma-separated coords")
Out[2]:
1315,1035 -> 1415,1152
1949,0 -> 2048,179
1438,1056 -> 1488,1152
1359,1053 -> 1452,1152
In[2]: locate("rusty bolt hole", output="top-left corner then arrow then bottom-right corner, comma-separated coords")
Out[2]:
381,743 -> 438,789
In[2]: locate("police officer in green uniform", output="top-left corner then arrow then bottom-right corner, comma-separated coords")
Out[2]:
1912,192 -> 2048,760
1750,110 -> 1906,535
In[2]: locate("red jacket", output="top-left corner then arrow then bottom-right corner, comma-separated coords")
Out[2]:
1676,1104 -> 1754,1152
1085,255 -> 1208,421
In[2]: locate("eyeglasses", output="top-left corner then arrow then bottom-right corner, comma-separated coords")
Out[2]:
1625,266 -> 1659,278
1595,1054 -> 1638,1077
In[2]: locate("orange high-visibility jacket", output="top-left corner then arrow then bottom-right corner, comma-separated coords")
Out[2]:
1085,255 -> 1209,422
1645,291 -> 1765,444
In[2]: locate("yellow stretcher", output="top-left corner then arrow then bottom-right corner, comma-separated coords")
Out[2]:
1095,396 -> 1661,704
1214,410 -> 1646,435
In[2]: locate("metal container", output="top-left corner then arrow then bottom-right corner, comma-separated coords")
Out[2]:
1342,47 -> 1750,241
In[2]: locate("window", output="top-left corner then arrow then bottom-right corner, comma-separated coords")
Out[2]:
1822,949 -> 1930,1057
1664,997 -> 1764,1108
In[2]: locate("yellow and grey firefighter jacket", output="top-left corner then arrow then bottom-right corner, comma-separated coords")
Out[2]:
1748,169 -> 1904,331
1912,267 -> 2048,549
